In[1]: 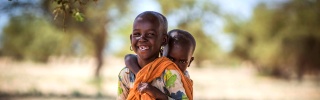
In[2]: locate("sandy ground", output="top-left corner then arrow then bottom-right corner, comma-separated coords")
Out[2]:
0,56 -> 320,100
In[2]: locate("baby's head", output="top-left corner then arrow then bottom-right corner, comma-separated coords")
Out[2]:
130,11 -> 168,62
163,29 -> 196,72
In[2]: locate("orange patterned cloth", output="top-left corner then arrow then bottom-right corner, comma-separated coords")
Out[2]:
126,57 -> 193,100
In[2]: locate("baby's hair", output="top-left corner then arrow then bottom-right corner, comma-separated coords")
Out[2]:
168,29 -> 196,53
135,11 -> 168,35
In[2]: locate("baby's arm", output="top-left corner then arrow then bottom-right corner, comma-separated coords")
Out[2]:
124,54 -> 141,74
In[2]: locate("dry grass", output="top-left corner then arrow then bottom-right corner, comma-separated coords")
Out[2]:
0,56 -> 320,100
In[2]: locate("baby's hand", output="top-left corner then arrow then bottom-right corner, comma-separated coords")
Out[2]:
138,82 -> 168,100
137,82 -> 150,94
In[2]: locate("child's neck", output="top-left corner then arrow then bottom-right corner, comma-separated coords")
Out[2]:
137,56 -> 159,68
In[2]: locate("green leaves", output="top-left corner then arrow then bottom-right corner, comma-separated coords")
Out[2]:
52,0 -> 97,23
224,1 -> 320,78
2,14 -> 71,62
73,11 -> 85,22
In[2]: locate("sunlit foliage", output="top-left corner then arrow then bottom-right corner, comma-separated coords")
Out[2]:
2,14 -> 72,62
158,0 -> 222,66
225,0 -> 320,79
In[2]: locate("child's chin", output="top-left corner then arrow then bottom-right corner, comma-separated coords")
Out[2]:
138,54 -> 150,59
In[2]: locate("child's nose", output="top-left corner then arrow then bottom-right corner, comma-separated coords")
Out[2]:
138,34 -> 147,42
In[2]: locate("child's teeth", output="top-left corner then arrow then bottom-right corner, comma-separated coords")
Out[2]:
139,46 -> 149,50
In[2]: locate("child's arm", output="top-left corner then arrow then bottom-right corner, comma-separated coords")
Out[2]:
124,54 -> 141,74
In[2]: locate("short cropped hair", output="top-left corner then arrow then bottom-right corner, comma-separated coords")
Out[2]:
168,29 -> 196,53
135,11 -> 168,35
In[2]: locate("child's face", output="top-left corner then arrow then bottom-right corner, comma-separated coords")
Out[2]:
163,32 -> 194,72
130,17 -> 163,61
164,44 -> 193,72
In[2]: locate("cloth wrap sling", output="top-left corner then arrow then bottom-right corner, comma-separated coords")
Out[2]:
127,57 -> 193,100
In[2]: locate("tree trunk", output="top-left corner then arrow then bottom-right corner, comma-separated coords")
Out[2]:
93,23 -> 107,78
94,32 -> 106,78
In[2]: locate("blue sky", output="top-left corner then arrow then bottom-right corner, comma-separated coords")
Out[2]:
206,0 -> 260,51
0,15 -> 9,48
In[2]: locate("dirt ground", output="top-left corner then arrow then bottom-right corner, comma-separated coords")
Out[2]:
0,56 -> 320,100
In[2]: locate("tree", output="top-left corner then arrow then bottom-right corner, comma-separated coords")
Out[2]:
157,0 -> 222,67
224,0 -> 320,80
2,14 -> 70,62
1,0 -> 129,78
48,0 -> 129,78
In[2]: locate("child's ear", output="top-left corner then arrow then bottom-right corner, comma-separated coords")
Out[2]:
130,34 -> 132,43
162,34 -> 168,46
188,57 -> 194,67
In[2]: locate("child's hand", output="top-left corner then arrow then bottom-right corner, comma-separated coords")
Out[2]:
137,82 -> 150,94
138,82 -> 168,100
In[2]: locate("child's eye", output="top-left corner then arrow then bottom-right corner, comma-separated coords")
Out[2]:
147,32 -> 155,37
179,60 -> 188,64
132,32 -> 140,36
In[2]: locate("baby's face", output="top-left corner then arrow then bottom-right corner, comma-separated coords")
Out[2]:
164,45 -> 193,72
163,44 -> 193,72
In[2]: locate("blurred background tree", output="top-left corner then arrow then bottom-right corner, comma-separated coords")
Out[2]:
47,0 -> 129,78
2,14 -> 69,62
224,0 -> 320,80
0,0 -> 74,62
1,0 -> 129,78
158,0 -> 223,67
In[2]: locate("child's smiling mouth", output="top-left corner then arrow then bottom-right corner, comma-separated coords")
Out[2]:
138,46 -> 150,51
